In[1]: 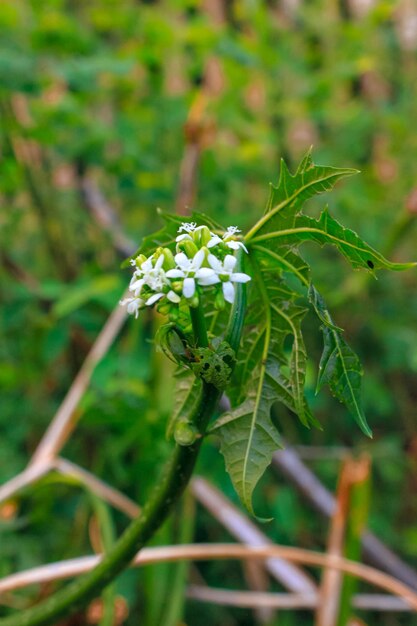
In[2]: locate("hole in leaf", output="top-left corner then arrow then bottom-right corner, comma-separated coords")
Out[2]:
367,260 -> 374,269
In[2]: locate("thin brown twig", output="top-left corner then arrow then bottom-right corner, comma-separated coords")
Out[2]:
0,544 -> 416,610
80,177 -> 135,258
315,456 -> 370,626
186,586 -> 412,612
272,447 -> 417,590
191,476 -> 317,594
30,298 -> 128,468
54,458 -> 140,519
242,560 -> 274,624
0,463 -> 52,505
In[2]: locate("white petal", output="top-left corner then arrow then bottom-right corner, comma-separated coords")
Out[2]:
176,233 -> 193,242
167,290 -> 181,303
174,252 -> 189,269
225,240 -> 240,250
130,278 -> 144,293
197,273 -> 220,286
141,258 -> 153,271
222,281 -> 235,304
193,248 -> 205,269
126,299 -> 143,318
178,221 -> 196,233
230,272 -> 251,283
155,255 -> 164,269
183,277 -> 196,298
166,269 -> 185,278
146,293 -> 164,306
208,254 -> 222,272
207,235 -> 222,248
195,267 -> 215,278
224,255 -> 237,272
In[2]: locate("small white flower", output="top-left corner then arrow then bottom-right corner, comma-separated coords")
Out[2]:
130,254 -> 168,294
207,225 -> 248,253
176,222 -> 197,243
207,253 -> 251,304
225,226 -> 240,236
178,222 -> 197,234
166,249 -> 218,298
120,296 -> 146,318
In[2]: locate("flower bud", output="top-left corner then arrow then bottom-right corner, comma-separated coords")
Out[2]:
135,254 -> 147,267
174,419 -> 200,446
194,225 -> 211,247
177,239 -> 199,258
157,302 -> 171,315
161,247 -> 175,269
171,280 -> 183,294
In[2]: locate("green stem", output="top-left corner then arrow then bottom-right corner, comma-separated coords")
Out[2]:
0,390 -> 220,626
189,303 -> 209,347
0,283 -> 246,626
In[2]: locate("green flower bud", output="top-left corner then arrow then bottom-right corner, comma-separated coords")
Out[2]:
174,419 -> 200,446
194,225 -> 211,247
161,247 -> 175,269
157,302 -> 170,315
177,239 -> 199,258
135,254 -> 147,267
171,280 -> 183,293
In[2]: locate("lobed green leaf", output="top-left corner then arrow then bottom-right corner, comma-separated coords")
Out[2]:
309,286 -> 371,437
249,208 -> 416,273
247,148 -> 358,241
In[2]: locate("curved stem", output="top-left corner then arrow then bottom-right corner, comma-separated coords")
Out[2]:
0,281 -> 247,626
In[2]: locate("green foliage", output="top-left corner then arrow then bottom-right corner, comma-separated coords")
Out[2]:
132,151 -> 413,517
213,153 -> 412,514
310,285 -> 371,436
1,1 -> 417,624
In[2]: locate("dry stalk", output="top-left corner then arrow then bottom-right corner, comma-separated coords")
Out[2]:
186,587 -> 412,612
0,544 -> 416,611
315,456 -> 370,626
191,476 -> 316,594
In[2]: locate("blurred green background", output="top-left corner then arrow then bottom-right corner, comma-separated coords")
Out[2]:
1,0 -> 417,624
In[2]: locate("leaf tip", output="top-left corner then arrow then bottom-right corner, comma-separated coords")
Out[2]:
363,424 -> 373,438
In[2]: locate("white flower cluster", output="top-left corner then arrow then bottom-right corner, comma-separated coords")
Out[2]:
121,222 -> 251,319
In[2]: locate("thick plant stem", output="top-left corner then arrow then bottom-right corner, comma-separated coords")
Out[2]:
0,392 -> 219,626
0,279 -> 246,626
189,304 -> 209,347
